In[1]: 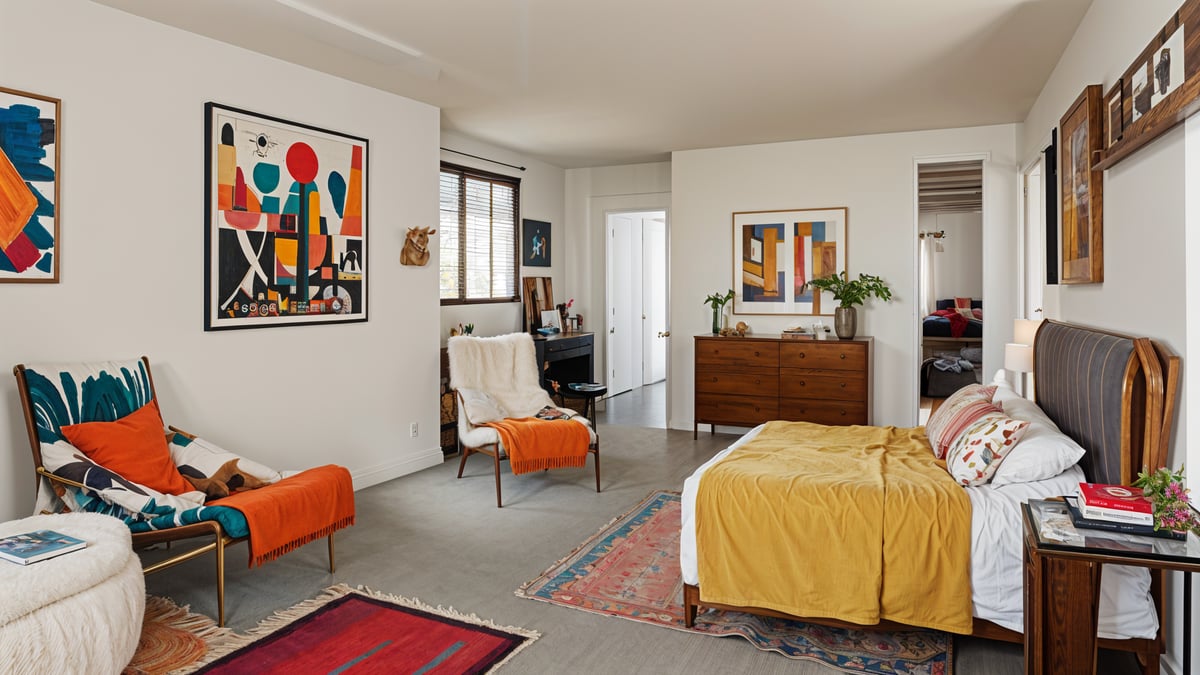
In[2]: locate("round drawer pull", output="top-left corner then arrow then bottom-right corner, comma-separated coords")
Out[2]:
799,353 -> 806,358
840,409 -> 847,416
799,381 -> 806,387
712,377 -> 718,382
754,351 -> 760,357
754,379 -> 761,385
840,354 -> 846,360
840,382 -> 846,388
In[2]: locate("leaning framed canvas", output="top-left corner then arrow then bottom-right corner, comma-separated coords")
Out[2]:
0,86 -> 60,283
732,207 -> 847,315
1059,85 -> 1103,285
204,103 -> 368,329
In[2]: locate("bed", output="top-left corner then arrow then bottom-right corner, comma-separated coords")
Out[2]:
922,298 -> 983,362
681,320 -> 1179,673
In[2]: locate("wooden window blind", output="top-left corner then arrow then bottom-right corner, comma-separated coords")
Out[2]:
439,162 -> 519,303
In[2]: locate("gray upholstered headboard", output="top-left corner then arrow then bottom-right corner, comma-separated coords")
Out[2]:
1033,321 -> 1151,486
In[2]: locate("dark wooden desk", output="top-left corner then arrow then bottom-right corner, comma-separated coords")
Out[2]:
1022,500 -> 1200,675
534,332 -> 594,392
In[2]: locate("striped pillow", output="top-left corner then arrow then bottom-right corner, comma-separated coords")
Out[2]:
925,384 -> 999,459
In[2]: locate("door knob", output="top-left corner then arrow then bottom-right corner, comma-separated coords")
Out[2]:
658,331 -> 670,338
610,328 -> 615,334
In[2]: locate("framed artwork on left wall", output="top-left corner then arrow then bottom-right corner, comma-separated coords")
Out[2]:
204,103 -> 369,330
0,86 -> 60,283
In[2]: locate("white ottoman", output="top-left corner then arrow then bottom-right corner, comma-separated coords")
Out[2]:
0,512 -> 144,674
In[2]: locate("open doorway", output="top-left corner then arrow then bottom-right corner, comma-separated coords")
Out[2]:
915,159 -> 984,424
604,209 -> 668,428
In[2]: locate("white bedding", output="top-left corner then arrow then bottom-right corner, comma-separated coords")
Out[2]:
680,424 -> 1158,639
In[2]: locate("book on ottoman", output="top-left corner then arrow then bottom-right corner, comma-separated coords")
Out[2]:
0,529 -> 86,565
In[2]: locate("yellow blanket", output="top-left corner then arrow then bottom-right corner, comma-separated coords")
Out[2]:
696,421 -> 973,633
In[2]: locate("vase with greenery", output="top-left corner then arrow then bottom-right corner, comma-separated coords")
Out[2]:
703,289 -> 735,335
804,271 -> 893,339
1133,466 -> 1200,535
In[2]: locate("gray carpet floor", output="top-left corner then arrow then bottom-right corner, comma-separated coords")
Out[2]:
142,419 -> 1141,674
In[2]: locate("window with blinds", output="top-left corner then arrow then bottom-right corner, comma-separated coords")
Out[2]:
439,163 -> 519,303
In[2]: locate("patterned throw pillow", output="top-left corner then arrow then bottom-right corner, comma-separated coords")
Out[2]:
925,384 -> 998,458
945,412 -> 1030,486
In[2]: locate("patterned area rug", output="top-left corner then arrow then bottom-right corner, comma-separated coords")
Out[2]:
516,490 -> 952,675
180,584 -> 538,674
123,597 -> 247,674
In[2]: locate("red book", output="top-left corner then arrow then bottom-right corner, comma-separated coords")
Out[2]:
1076,483 -> 1152,513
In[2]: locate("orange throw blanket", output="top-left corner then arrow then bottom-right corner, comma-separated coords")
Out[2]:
482,417 -> 590,475
212,464 -> 355,568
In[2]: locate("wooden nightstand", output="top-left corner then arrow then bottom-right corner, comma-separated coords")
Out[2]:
1022,499 -> 1200,675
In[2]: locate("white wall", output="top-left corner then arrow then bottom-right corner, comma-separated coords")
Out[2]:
0,0 -> 442,522
564,163 -> 671,411
671,126 -> 1019,430
1018,1 -> 1191,669
438,131 -> 565,341
920,212 -> 983,302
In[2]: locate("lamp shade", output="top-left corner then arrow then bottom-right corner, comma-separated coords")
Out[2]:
1014,318 -> 1043,346
1005,343 -> 1033,373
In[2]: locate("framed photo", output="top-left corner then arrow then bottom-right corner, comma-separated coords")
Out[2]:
204,103 -> 368,330
540,309 -> 561,330
1106,80 -> 1123,148
1131,61 -> 1151,123
523,218 -> 551,267
0,86 -> 60,282
732,207 -> 847,315
1059,85 -> 1104,285
522,276 -> 553,332
1149,25 -> 1185,110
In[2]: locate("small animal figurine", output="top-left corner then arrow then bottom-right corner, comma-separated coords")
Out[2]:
401,226 -> 436,266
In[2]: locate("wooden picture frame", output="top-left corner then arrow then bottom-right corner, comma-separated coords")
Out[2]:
204,102 -> 368,330
1059,85 -> 1104,285
1106,79 -> 1124,148
522,276 -> 553,332
0,86 -> 60,283
731,207 -> 847,315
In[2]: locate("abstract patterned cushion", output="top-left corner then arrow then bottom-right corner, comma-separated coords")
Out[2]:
60,399 -> 194,496
945,412 -> 1030,486
924,383 -> 998,458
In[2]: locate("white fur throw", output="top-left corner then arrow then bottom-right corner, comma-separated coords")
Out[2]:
448,333 -> 555,418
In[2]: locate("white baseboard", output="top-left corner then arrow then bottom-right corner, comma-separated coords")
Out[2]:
350,447 -> 444,490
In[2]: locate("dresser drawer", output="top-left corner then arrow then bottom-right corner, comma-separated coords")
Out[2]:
780,398 -> 868,425
695,393 -> 778,426
695,367 -> 779,396
779,371 -> 866,401
780,341 -> 866,371
696,339 -> 779,368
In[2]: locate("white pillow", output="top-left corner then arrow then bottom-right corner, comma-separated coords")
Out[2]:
989,390 -> 1086,485
457,388 -> 509,424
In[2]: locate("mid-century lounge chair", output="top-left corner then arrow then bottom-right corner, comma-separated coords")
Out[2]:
13,357 -> 356,626
447,333 -> 599,507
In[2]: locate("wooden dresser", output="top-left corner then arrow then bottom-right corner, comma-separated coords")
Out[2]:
694,334 -> 873,437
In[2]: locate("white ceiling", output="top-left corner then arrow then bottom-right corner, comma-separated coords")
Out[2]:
92,0 -> 1092,168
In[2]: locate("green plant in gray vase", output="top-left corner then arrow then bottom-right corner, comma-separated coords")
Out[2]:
804,271 -> 893,339
703,289 -> 735,335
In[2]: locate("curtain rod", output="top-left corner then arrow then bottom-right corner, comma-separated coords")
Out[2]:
440,147 -> 526,171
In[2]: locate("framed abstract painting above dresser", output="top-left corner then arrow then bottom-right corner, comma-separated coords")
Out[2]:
693,334 -> 873,438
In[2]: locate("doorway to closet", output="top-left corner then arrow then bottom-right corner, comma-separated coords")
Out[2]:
916,159 -> 984,424
605,209 -> 668,428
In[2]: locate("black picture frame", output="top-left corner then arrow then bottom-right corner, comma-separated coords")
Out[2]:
523,219 -> 551,267
204,102 -> 369,330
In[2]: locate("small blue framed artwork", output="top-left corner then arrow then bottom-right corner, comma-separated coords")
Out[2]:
523,218 -> 551,267
0,86 -> 60,283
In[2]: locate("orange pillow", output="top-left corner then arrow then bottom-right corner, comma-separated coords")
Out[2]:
60,399 -> 194,495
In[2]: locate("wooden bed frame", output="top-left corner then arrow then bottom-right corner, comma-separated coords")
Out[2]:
684,320 -> 1180,674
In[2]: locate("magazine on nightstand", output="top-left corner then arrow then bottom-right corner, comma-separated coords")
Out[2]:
0,529 -> 87,565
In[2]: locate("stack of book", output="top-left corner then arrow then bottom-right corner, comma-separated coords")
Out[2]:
1067,482 -> 1184,540
781,327 -> 814,340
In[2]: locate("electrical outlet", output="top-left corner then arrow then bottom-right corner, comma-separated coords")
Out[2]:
409,422 -> 418,437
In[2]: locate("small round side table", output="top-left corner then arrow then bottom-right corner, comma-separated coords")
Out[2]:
561,383 -> 606,430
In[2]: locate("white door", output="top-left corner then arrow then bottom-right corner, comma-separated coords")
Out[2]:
606,213 -> 638,396
642,216 -> 667,384
1022,161 -> 1045,320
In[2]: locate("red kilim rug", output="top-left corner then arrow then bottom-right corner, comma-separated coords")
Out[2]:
181,585 -> 538,674
516,490 -> 951,675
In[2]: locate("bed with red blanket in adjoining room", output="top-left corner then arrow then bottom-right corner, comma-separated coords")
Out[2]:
681,320 -> 1179,675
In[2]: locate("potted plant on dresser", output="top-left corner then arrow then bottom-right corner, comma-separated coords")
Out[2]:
805,271 -> 892,339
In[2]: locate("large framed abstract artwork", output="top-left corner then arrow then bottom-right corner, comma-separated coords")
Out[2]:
1059,85 -> 1103,285
0,86 -> 59,283
204,103 -> 368,330
732,207 -> 847,315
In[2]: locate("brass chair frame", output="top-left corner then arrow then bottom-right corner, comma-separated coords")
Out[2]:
13,356 -> 335,626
